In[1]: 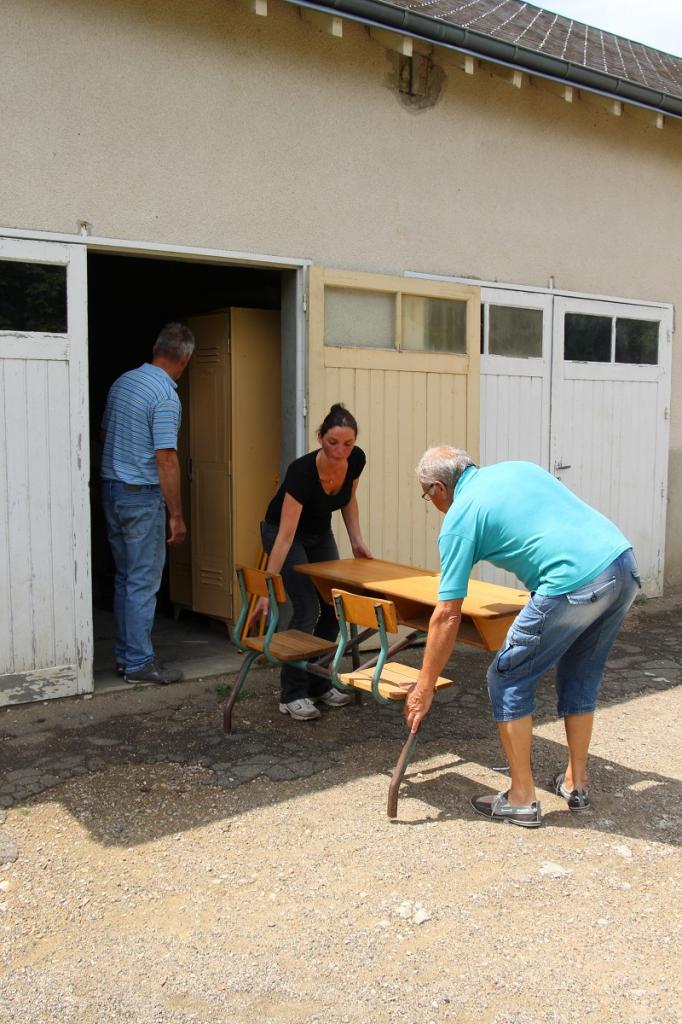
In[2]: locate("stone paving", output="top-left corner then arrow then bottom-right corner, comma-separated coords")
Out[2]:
1,596 -> 681,847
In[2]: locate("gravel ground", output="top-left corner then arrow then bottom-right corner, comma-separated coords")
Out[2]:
1,600 -> 681,1024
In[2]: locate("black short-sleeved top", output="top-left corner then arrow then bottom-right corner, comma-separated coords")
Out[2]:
265,446 -> 366,537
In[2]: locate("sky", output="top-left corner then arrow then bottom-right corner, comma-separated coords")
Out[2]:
539,1 -> 682,57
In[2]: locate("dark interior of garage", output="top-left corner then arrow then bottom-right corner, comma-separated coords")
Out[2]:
87,252 -> 282,677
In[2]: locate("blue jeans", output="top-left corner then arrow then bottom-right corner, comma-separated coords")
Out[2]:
102,481 -> 167,672
487,548 -> 641,722
261,521 -> 339,702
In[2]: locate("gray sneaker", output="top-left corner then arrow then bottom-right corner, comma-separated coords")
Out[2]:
314,689 -> 352,708
278,698 -> 321,721
124,660 -> 182,686
471,790 -> 542,828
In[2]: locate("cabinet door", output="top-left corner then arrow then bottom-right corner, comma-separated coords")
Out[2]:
168,308 -> 281,622
186,312 -> 232,619
230,308 -> 281,615
168,371 -> 193,610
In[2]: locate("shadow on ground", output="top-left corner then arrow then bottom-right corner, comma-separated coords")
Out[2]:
1,602 -> 681,851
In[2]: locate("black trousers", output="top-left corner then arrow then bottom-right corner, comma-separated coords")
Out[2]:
260,521 -> 340,702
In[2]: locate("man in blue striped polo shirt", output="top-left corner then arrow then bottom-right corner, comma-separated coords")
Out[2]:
101,322 -> 195,685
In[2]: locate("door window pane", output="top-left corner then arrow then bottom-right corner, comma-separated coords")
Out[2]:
324,288 -> 395,348
615,318 -> 658,365
402,295 -> 466,353
0,260 -> 67,332
489,305 -> 543,357
564,313 -> 611,362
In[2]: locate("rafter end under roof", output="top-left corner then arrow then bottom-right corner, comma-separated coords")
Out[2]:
241,0 -> 268,16
369,26 -> 413,58
300,8 -> 343,36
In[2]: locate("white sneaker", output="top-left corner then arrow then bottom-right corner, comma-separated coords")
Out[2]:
315,689 -> 352,708
278,698 -> 321,721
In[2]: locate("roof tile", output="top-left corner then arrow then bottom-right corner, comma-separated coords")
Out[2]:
389,0 -> 682,99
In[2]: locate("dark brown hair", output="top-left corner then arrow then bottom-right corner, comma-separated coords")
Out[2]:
318,403 -> 358,438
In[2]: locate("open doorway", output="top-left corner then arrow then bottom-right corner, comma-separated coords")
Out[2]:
87,251 -> 286,687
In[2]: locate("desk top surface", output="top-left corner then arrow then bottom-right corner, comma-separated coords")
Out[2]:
295,558 -> 527,619
295,558 -> 437,586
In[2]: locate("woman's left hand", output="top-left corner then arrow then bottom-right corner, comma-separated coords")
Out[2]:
351,542 -> 373,559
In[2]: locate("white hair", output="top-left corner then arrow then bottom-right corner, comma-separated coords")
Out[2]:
416,446 -> 476,491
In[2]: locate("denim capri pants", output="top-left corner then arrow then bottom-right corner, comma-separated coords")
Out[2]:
487,548 -> 641,722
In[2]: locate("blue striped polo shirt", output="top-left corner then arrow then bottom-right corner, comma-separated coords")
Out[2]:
101,363 -> 180,485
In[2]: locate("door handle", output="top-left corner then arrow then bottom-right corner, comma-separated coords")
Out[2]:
554,460 -> 572,472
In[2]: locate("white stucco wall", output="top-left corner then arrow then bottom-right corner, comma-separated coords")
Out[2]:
2,0 -> 682,579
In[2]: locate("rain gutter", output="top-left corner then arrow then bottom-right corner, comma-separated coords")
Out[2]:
283,0 -> 682,119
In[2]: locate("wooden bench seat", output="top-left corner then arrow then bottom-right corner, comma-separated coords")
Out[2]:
330,588 -> 455,818
339,662 -> 452,700
244,630 -> 337,661
224,565 -> 340,734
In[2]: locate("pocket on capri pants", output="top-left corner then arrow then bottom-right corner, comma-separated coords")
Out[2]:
494,595 -> 546,675
565,576 -> 617,606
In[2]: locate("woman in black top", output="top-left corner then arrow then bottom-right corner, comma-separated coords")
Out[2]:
250,403 -> 372,720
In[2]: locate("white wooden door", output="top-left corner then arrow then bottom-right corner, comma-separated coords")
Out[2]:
551,296 -> 671,596
477,288 -> 552,586
0,237 -> 92,705
479,289 -> 671,596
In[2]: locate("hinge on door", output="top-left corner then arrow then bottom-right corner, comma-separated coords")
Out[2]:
664,407 -> 669,420
303,291 -> 309,320
302,397 -> 308,421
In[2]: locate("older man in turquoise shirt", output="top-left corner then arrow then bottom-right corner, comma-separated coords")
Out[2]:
406,447 -> 640,828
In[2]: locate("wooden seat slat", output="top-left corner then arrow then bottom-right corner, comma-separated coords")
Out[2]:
339,662 -> 452,701
244,629 -> 337,661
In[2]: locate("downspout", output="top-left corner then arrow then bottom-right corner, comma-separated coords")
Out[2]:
283,0 -> 682,119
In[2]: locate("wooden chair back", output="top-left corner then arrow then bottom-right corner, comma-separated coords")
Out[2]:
331,588 -> 399,633
236,564 -> 286,604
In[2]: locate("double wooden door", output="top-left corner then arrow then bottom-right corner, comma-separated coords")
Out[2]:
480,288 -> 671,595
170,308 -> 280,621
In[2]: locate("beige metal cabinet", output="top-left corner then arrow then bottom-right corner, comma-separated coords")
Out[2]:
169,308 -> 281,622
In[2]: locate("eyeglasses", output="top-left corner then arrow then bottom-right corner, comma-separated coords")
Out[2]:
421,483 -> 437,501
